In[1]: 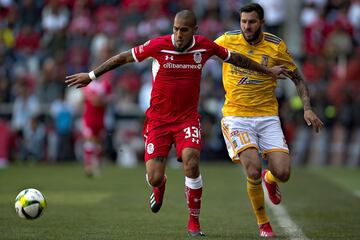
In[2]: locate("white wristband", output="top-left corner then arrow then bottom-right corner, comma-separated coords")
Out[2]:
88,71 -> 96,80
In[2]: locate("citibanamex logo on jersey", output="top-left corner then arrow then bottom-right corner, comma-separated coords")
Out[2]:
147,143 -> 154,154
193,52 -> 202,63
163,62 -> 202,69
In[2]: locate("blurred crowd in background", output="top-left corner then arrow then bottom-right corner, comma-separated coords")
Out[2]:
0,0 -> 359,168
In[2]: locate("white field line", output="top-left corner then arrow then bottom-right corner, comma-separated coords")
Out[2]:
265,196 -> 310,240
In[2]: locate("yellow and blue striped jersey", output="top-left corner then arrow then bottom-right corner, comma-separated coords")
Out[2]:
215,31 -> 297,117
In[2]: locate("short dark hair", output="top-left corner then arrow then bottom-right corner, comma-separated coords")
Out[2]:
175,10 -> 197,27
239,3 -> 264,20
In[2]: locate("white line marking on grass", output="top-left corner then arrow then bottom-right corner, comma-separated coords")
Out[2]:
265,197 -> 309,240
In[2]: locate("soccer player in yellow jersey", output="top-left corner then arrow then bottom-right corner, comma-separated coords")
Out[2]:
215,3 -> 324,237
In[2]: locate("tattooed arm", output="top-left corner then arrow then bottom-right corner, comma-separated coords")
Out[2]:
290,69 -> 312,111
65,50 -> 134,88
290,69 -> 324,132
227,52 -> 292,79
93,51 -> 134,77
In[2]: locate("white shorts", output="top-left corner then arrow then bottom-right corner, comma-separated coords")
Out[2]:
221,116 -> 289,163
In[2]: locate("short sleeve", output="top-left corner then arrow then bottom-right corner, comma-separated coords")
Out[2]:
276,41 -> 297,71
210,38 -> 230,61
214,34 -> 226,48
131,39 -> 154,62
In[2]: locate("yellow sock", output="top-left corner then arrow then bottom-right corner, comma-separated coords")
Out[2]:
247,177 -> 269,225
265,171 -> 280,184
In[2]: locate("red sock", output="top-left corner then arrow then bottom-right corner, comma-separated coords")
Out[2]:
185,186 -> 202,231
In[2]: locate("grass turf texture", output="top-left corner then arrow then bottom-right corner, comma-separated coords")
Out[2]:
0,163 -> 359,239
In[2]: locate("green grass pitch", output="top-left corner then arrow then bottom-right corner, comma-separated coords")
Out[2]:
0,162 -> 359,239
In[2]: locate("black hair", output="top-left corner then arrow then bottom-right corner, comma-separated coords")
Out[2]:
239,3 -> 264,20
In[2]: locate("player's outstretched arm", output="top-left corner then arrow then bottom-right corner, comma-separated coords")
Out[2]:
65,50 -> 134,88
290,69 -> 324,133
226,52 -> 292,79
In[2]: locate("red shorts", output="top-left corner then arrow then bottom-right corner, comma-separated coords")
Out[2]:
82,120 -> 104,139
143,118 -> 202,162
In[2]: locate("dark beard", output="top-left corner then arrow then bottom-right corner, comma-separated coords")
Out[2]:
244,27 -> 262,43
174,39 -> 193,52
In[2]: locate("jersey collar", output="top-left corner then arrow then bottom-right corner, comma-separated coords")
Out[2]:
171,34 -> 196,52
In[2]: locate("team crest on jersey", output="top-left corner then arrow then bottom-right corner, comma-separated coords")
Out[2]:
261,55 -> 269,66
147,143 -> 154,154
193,52 -> 202,63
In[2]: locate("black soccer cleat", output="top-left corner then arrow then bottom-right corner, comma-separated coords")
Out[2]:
149,192 -> 163,213
149,176 -> 166,213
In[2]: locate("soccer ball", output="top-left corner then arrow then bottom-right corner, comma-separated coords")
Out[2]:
14,188 -> 47,220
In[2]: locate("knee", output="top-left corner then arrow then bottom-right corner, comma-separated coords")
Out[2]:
147,173 -> 164,187
274,169 -> 290,182
247,167 -> 262,180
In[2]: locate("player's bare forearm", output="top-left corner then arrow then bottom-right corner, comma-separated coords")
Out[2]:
227,52 -> 271,75
93,50 -> 134,77
290,69 -> 324,132
65,50 -> 134,88
290,69 -> 311,111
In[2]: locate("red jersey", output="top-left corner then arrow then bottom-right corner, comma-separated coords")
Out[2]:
132,34 -> 230,122
82,75 -> 112,128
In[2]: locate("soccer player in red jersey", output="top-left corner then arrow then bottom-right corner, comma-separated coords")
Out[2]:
81,73 -> 112,177
66,10 -> 290,237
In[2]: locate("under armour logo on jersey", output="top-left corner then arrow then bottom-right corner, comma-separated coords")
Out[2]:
165,55 -> 173,61
192,138 -> 199,144
261,55 -> 269,66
